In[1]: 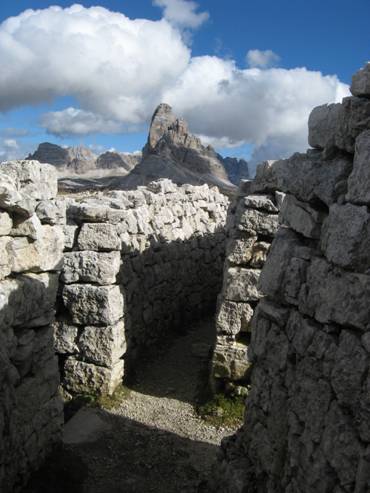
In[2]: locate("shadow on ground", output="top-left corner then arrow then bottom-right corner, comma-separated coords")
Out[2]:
23,410 -> 220,493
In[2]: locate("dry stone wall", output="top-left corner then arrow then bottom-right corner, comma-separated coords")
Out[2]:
56,179 -> 228,395
218,64 -> 370,493
211,181 -> 281,391
0,161 -> 64,492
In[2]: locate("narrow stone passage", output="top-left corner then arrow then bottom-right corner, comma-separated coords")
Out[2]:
25,319 -> 237,493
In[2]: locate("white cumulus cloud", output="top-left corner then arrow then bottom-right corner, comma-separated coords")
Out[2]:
0,4 -> 350,164
246,49 -> 281,68
153,0 -> 209,29
40,107 -> 124,137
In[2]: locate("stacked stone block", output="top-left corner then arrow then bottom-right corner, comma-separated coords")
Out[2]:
56,179 -> 228,395
0,161 -> 64,492
211,181 -> 280,390
217,64 -> 370,493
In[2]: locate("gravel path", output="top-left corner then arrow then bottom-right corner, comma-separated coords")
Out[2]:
25,319 -> 236,493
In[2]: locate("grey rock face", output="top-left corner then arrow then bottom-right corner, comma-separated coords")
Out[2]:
62,284 -> 124,325
77,223 -> 121,251
218,65 -> 370,493
62,251 -> 121,285
0,161 -> 63,493
351,62 -> 370,97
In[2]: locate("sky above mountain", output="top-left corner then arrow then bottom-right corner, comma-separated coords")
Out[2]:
0,0 -> 369,167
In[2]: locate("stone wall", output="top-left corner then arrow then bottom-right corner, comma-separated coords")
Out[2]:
211,181 -> 281,391
218,64 -> 370,493
56,179 -> 228,396
0,161 -> 64,492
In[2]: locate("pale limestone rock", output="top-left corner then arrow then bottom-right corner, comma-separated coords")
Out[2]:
63,224 -> 78,250
77,223 -> 121,251
79,321 -> 126,367
249,242 -> 270,269
62,284 -> 124,325
216,300 -> 254,335
347,130 -> 370,204
0,212 -> 12,236
63,358 -> 124,395
36,199 -> 66,225
224,268 -> 261,302
10,214 -> 43,240
62,251 -> 121,285
0,173 -> 36,217
321,203 -> 370,271
244,194 -> 278,213
212,341 -> 251,381
53,320 -> 79,354
253,153 -> 352,206
227,237 -> 257,265
237,208 -> 279,237
0,160 -> 58,200
351,63 -> 370,97
280,194 -> 325,239
0,236 -> 11,280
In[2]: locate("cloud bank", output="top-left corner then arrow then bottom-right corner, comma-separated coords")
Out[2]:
0,3 -> 349,163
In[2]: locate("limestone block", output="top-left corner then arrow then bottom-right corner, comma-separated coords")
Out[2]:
36,199 -> 66,225
351,63 -> 370,97
249,242 -> 270,269
0,212 -> 12,236
63,358 -> 124,395
0,160 -> 58,200
67,201 -> 127,224
237,208 -> 278,237
308,102 -> 344,151
8,225 -> 64,273
10,214 -> 43,240
216,300 -> 254,335
63,224 -> 78,250
244,195 -> 278,213
321,203 -> 370,271
347,130 -> 370,204
53,320 -> 79,354
62,251 -> 121,285
299,257 -> 370,331
79,321 -> 126,367
224,267 -> 261,302
148,179 -> 178,194
62,284 -> 124,325
212,341 -> 251,381
77,223 -> 121,251
0,236 -> 11,280
280,194 -> 325,239
0,273 -> 59,329
227,237 -> 256,265
252,153 -> 352,206
0,173 -> 36,217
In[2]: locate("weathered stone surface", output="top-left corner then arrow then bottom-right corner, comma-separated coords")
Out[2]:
253,152 -> 352,206
237,207 -> 278,237
10,214 -> 43,240
36,199 -> 66,225
216,300 -> 254,335
53,320 -> 79,354
347,130 -> 370,204
0,160 -> 58,200
63,358 -> 124,395
77,223 -> 121,251
0,273 -> 59,329
351,63 -> 370,97
8,225 -> 64,273
212,341 -> 251,381
0,173 -> 36,217
243,194 -> 278,213
280,193 -> 325,239
0,236 -> 11,280
321,202 -> 370,271
227,237 -> 256,265
224,268 -> 261,302
0,212 -> 12,236
79,321 -> 126,367
63,224 -> 78,250
62,284 -> 124,325
62,251 -> 121,285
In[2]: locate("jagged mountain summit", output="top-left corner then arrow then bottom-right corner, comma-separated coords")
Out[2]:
27,142 -> 141,176
123,103 -> 238,192
221,156 -> 250,184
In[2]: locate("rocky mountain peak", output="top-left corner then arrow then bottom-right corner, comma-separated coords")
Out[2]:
145,103 -> 177,153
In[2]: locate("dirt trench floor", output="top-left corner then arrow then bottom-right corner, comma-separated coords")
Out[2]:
24,319 -> 238,493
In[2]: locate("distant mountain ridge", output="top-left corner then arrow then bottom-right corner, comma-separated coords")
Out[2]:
27,142 -> 141,176
26,104 -> 249,192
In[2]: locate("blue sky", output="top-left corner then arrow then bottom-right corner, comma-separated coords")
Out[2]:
0,0 -> 369,162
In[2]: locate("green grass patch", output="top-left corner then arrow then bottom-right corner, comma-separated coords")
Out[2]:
95,384 -> 131,410
196,393 -> 246,428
